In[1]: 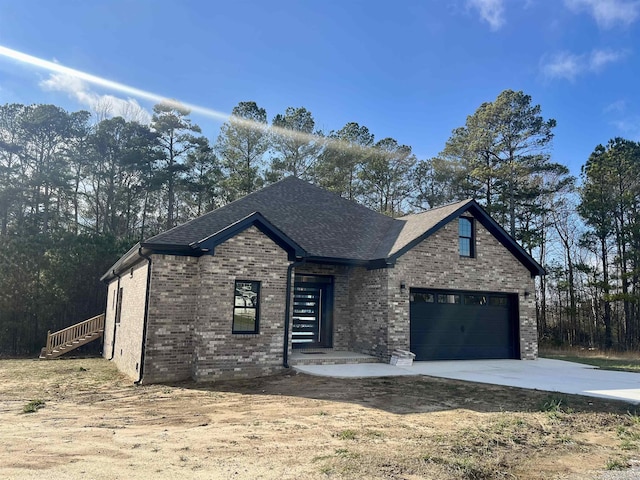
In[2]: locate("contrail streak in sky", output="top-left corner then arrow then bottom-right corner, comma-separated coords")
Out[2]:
0,44 -> 232,122
0,44 -> 385,156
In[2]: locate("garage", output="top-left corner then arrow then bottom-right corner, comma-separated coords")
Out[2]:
410,289 -> 519,361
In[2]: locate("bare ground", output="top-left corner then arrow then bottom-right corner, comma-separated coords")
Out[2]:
1,358 -> 639,479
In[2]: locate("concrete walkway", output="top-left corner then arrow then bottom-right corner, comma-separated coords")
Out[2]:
294,358 -> 640,404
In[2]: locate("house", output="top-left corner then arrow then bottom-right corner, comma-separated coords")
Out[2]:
101,177 -> 544,383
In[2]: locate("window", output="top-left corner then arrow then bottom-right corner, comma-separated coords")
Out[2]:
459,217 -> 474,257
489,296 -> 508,306
115,287 -> 123,324
233,280 -> 260,333
411,292 -> 435,303
464,294 -> 487,305
437,293 -> 461,304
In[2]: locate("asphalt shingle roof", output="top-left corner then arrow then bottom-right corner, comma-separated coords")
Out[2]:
105,177 -> 544,280
365,199 -> 473,259
145,176 -> 398,261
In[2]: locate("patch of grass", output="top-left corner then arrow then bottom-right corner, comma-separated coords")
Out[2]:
556,434 -> 575,445
617,425 -> 640,451
319,465 -> 332,475
334,448 -> 360,459
627,412 -> 640,424
605,458 -> 629,470
450,457 -> 500,480
541,349 -> 640,373
539,395 -> 573,419
336,429 -> 357,440
624,426 -> 640,439
424,455 -> 502,480
22,399 -> 45,413
620,439 -> 635,450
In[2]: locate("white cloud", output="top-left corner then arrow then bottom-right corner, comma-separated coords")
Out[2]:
540,48 -> 628,81
604,99 -> 627,114
40,73 -> 151,123
467,0 -> 506,31
564,0 -> 640,28
612,117 -> 640,139
603,100 -> 639,139
590,48 -> 627,70
541,52 -> 583,81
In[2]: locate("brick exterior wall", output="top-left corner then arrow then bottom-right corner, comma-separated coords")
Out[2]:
192,226 -> 290,380
102,260 -> 149,379
347,267 -> 390,357
387,214 -> 538,360
142,255 -> 198,383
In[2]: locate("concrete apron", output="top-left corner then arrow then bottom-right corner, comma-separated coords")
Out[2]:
293,358 -> 640,404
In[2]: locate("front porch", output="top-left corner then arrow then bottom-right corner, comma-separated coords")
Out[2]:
291,263 -> 390,360
289,349 -> 380,366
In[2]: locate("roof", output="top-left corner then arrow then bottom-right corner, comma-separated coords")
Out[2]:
144,176 -> 397,261
103,177 -> 545,281
373,199 -> 474,258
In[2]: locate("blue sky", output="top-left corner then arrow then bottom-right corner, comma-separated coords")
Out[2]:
0,0 -> 638,176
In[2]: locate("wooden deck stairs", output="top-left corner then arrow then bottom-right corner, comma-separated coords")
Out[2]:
39,314 -> 105,359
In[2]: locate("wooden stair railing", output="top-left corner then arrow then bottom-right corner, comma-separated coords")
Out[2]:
39,313 -> 105,359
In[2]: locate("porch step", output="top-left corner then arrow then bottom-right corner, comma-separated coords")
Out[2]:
289,350 -> 381,366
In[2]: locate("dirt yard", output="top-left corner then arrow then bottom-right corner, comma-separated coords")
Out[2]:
1,358 -> 639,479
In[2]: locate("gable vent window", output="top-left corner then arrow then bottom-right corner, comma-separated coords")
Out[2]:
459,217 -> 474,258
233,280 -> 260,334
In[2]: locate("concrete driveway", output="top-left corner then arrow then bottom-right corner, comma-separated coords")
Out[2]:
294,358 -> 640,404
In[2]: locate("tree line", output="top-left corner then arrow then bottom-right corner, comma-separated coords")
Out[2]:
0,89 -> 637,355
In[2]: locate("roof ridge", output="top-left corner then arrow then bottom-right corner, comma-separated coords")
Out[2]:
400,198 -> 474,219
292,178 -> 397,221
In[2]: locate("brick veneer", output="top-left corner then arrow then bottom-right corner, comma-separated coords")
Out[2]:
102,261 -> 149,379
387,213 -> 538,360
192,226 -> 290,380
135,226 -> 290,382
347,267 -> 390,357
142,255 -> 198,383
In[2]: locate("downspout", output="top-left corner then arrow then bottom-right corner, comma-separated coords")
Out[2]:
135,247 -> 153,385
108,270 -> 121,360
283,258 -> 305,368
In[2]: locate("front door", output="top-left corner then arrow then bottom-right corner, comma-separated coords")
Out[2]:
292,274 -> 333,349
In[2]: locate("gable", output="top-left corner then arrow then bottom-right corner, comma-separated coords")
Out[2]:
392,216 -> 534,293
387,201 -> 545,277
185,211 -> 305,261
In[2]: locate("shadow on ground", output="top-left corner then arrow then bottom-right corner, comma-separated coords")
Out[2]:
167,370 -> 640,416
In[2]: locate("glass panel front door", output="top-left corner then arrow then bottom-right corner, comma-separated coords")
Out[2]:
292,275 -> 333,348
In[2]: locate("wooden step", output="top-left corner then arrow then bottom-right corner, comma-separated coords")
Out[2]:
40,315 -> 105,360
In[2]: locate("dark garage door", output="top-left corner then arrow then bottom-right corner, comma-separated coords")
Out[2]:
410,289 -> 519,361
